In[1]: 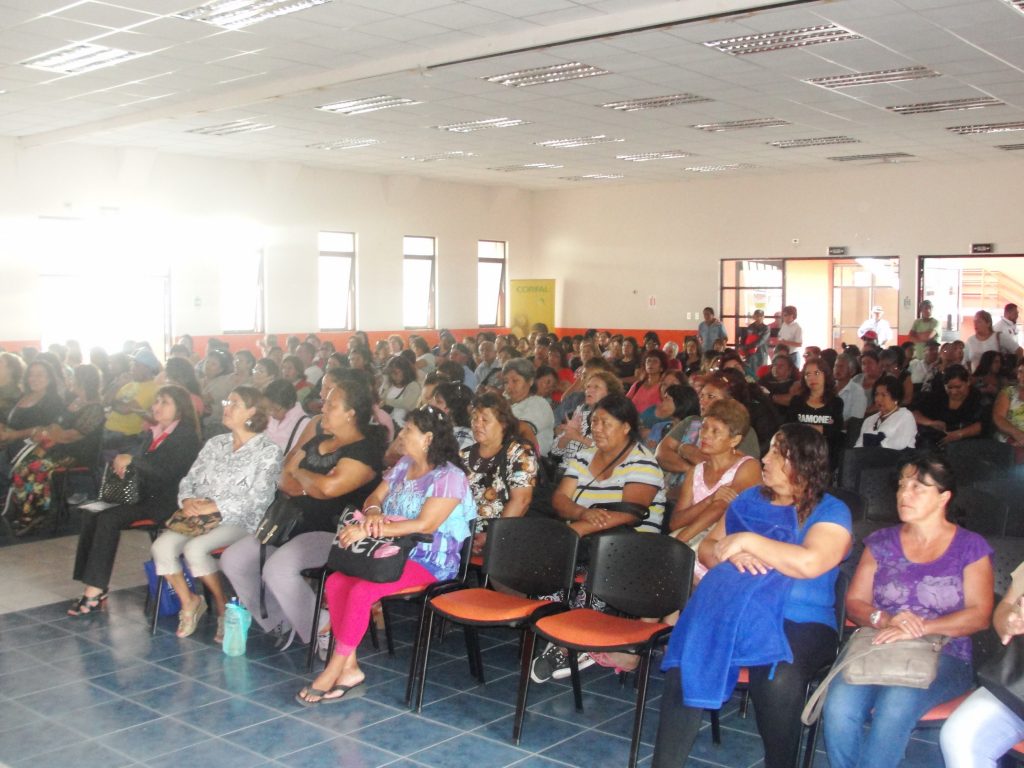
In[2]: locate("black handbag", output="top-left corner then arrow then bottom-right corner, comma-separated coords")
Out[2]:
326,506 -> 430,584
99,464 -> 141,505
253,493 -> 303,618
978,635 -> 1024,721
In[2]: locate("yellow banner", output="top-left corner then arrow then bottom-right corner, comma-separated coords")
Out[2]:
509,279 -> 555,338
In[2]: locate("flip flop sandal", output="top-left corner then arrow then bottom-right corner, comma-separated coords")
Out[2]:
294,682 -> 364,707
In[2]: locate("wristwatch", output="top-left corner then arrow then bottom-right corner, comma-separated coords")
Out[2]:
869,609 -> 883,627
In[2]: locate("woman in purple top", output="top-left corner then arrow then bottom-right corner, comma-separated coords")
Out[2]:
823,454 -> 994,768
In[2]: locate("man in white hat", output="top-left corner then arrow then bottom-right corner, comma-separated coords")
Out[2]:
858,305 -> 892,348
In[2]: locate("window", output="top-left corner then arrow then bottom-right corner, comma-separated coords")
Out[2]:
221,248 -> 264,333
719,259 -> 783,343
403,235 -> 436,329
477,240 -> 507,327
318,231 -> 356,330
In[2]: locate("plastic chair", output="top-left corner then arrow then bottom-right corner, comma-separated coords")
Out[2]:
526,531 -> 694,768
412,517 -> 580,713
945,438 -> 1013,487
151,546 -> 226,635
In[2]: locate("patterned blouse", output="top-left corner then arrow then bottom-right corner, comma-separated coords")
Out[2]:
177,432 -> 282,532
998,385 -> 1024,438
460,438 -> 537,523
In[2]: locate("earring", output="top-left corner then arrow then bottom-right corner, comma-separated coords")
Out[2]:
245,418 -> 254,428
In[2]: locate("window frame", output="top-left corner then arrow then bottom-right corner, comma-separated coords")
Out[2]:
477,239 -> 507,328
317,231 -> 357,331
403,235 -> 437,330
221,248 -> 265,335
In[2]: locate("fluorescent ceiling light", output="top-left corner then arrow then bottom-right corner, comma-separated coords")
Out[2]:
692,118 -> 789,132
704,24 -> 859,55
535,135 -> 624,149
804,66 -> 940,89
601,94 -> 711,111
317,96 -> 421,115
827,152 -> 915,161
187,120 -> 274,136
402,151 -> 476,162
561,174 -> 624,181
484,62 -> 608,87
22,43 -> 146,75
176,0 -> 332,30
997,143 -> 1024,150
617,151 -> 691,162
887,97 -> 1004,115
489,163 -> 563,171
947,121 -> 1024,135
307,138 -> 379,150
684,164 -> 753,172
768,136 -> 860,148
434,118 -> 529,133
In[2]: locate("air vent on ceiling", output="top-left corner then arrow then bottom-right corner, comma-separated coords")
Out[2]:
307,138 -> 379,150
692,118 -> 789,132
176,0 -> 331,29
704,24 -> 860,55
402,151 -> 476,162
768,136 -> 860,148
947,121 -> 1024,135
317,96 -> 421,115
187,120 -> 274,136
484,62 -> 608,87
684,164 -> 754,173
434,118 -> 529,133
22,43 -> 146,74
561,174 -> 624,181
996,143 -> 1024,150
601,93 -> 711,111
827,152 -> 915,162
616,151 -> 691,162
535,135 -> 624,149
888,97 -> 1004,115
489,163 -> 563,171
804,66 -> 940,89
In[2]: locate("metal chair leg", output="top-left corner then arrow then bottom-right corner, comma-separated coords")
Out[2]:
629,651 -> 653,768
568,651 -> 584,712
416,609 -> 437,713
306,569 -> 328,673
513,629 -> 536,744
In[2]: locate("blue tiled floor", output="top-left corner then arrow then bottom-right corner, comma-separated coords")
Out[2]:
0,586 -> 945,767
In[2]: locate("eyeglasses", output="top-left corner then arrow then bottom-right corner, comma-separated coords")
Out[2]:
221,399 -> 243,409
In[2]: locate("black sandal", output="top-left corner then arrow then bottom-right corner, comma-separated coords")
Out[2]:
67,592 -> 108,616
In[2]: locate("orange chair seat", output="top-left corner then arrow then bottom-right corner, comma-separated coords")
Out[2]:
534,609 -> 668,650
737,668 -> 749,684
431,588 -> 549,624
389,584 -> 428,598
129,519 -> 158,529
469,554 -> 483,567
919,692 -> 971,721
1012,740 -> 1024,755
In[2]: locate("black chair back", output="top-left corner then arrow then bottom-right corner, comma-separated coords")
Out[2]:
587,532 -> 694,620
945,439 -> 1013,487
482,517 -> 579,597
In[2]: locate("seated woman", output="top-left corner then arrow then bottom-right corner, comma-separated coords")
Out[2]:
758,352 -> 799,411
0,359 -> 65,461
994,361 -> 1024,461
532,393 -> 666,683
644,383 -> 699,450
626,349 -> 669,415
460,391 -> 537,554
552,370 -> 623,470
160,357 -> 205,423
940,559 -> 1024,768
380,355 -> 421,428
251,357 -> 279,392
281,354 -> 313,405
912,364 -> 984,449
221,379 -> 384,646
787,358 -> 845,468
972,349 -> 1005,399
151,386 -> 281,640
857,350 -> 883,415
295,406 -> 476,705
834,352 -> 868,430
669,399 -> 760,573
230,350 -> 255,389
0,352 -> 25,422
70,385 -> 201,614
429,381 -> 474,450
411,335 -> 436,374
200,348 -> 235,438
855,376 -> 918,450
653,424 -> 852,768
502,358 -> 555,456
7,364 -> 105,535
262,379 -> 311,454
823,454 -> 993,768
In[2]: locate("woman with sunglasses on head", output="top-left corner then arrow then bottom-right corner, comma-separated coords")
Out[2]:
295,405 -> 476,705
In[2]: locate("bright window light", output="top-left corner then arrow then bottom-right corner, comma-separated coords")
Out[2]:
318,231 -> 356,330
220,249 -> 264,332
478,241 -> 506,327
403,236 -> 436,329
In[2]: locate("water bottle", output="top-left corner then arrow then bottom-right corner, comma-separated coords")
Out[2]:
223,597 -> 252,657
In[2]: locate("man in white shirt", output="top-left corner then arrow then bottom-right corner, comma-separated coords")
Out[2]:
778,305 -> 803,368
994,303 -> 1020,347
857,306 -> 893,348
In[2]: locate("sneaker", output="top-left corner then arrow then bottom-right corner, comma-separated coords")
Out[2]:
552,652 -> 594,680
317,631 -> 330,662
531,643 -> 568,684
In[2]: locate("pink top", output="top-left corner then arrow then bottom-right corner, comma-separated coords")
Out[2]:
627,381 -> 662,413
692,455 -> 755,504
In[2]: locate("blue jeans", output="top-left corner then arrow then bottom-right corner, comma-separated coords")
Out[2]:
823,652 -> 972,768
940,686 -> 1024,768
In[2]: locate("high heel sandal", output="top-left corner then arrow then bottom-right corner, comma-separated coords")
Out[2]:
67,592 -> 108,616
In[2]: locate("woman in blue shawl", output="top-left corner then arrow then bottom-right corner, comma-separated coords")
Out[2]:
652,424 -> 852,768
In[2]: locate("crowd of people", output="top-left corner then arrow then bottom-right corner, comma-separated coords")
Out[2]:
2,302 -> 1023,767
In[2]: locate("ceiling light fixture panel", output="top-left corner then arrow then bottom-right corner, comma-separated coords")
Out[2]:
402,151 -> 476,162
692,118 -> 789,132
484,62 -> 609,87
768,136 -> 860,148
434,118 -> 529,132
489,163 -> 563,171
176,0 -> 332,30
804,66 -> 940,89
307,138 -> 379,150
947,121 -> 1024,134
888,97 -> 1004,115
827,152 -> 915,161
317,96 -> 421,115
997,143 -> 1024,150
22,43 -> 147,75
535,135 -> 624,149
187,120 -> 274,136
617,151 -> 691,162
704,24 -> 860,55
561,174 -> 624,181
684,164 -> 754,172
601,93 -> 711,111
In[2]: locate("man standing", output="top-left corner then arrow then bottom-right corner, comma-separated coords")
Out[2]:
697,307 -> 727,353
909,300 -> 939,359
778,306 -> 804,368
857,305 -> 893,348
741,309 -> 770,375
994,303 -> 1020,348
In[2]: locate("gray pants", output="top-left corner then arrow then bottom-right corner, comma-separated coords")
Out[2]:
151,524 -> 249,578
219,531 -> 333,643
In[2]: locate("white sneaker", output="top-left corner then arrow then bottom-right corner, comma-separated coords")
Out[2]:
552,652 -> 594,680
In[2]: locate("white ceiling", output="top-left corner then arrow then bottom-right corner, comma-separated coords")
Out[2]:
1,0 -> 1023,189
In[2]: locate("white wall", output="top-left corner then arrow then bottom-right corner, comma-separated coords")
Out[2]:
530,159 -> 1024,334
